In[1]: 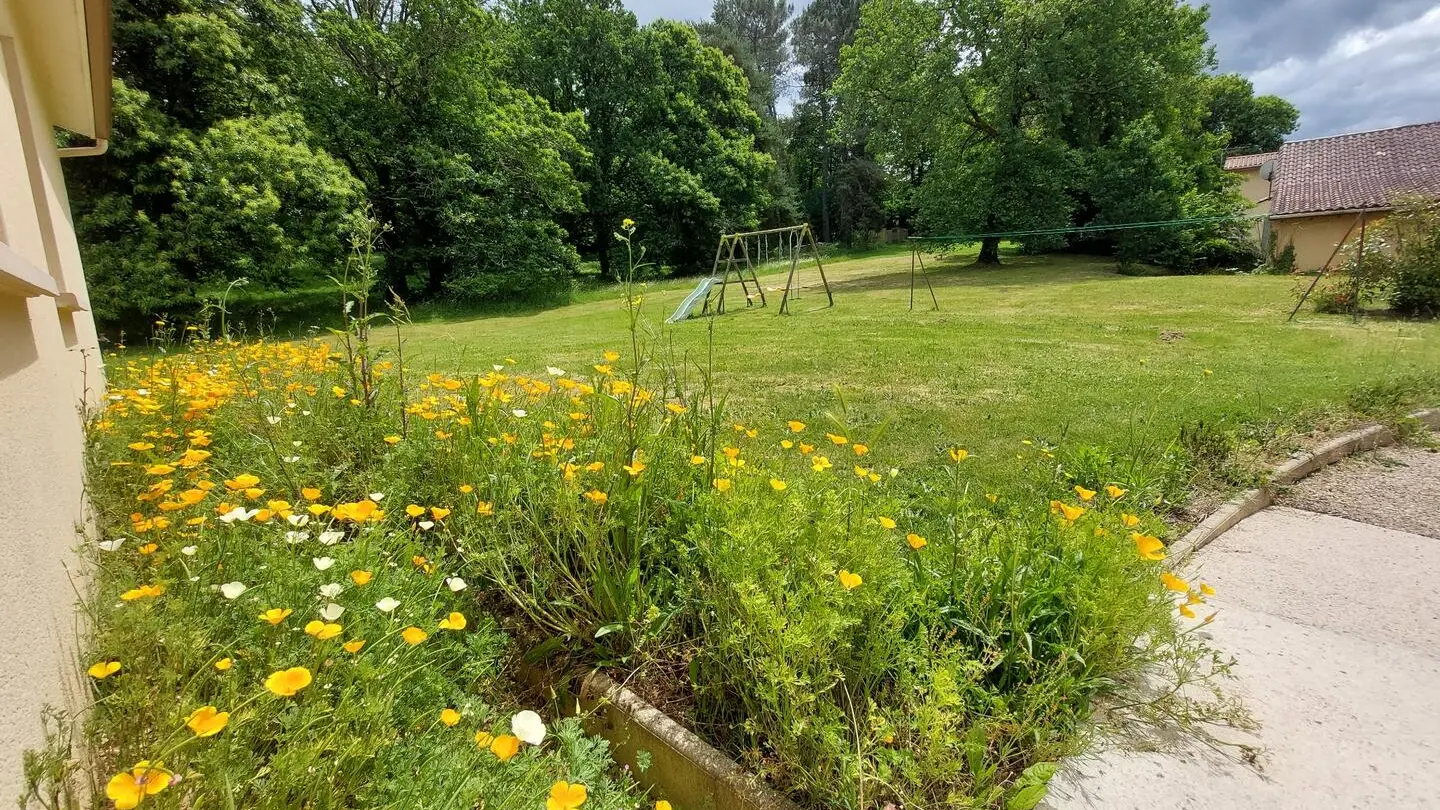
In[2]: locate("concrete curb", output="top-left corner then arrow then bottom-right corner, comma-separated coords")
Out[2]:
1170,407 -> 1438,562
579,672 -> 801,810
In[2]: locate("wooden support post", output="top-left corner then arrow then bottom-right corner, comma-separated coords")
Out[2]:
804,224 -> 834,308
915,250 -> 939,310
1288,212 -> 1363,322
714,236 -> 736,315
736,236 -> 765,307
1352,212 -> 1368,322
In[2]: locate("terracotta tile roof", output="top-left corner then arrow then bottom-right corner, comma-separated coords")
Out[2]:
1271,121 -> 1440,217
1223,152 -> 1277,171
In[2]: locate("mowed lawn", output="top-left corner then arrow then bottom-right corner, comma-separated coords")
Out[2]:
404,247 -> 1440,490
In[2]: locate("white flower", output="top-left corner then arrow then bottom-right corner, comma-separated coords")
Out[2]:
283,455 -> 301,464
219,507 -> 259,524
302,410 -> 312,416
180,545 -> 198,556
317,530 -> 344,546
493,364 -> 505,371
220,582 -> 247,600
285,531 -> 310,545
369,492 -> 384,502
286,401 -> 297,409
511,710 -> 546,745
98,539 -> 125,552
445,576 -> 468,593
417,520 -> 435,531
266,416 -> 282,425
319,583 -> 343,599
547,366 -> 566,377
312,557 -> 336,571
292,441 -> 303,448
375,597 -> 401,613
512,409 -> 527,418
320,603 -> 346,621
287,513 -> 310,527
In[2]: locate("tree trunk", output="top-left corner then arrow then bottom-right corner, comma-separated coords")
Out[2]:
595,217 -> 613,280
978,237 -> 1001,264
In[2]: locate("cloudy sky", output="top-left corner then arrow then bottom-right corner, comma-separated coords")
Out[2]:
626,0 -> 1440,140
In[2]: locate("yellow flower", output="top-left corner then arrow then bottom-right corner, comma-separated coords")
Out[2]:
948,448 -> 969,463
780,439 -> 794,450
459,484 -> 474,494
332,386 -> 347,398
384,435 -> 402,445
689,455 -> 706,465
787,420 -> 806,433
405,504 -> 425,518
145,464 -> 175,476
304,620 -> 343,641
88,661 -> 122,680
1200,582 -> 1216,596
105,761 -> 171,810
441,708 -> 462,727
826,433 -> 848,446
799,442 -> 815,455
301,487 -> 322,500
431,507 -> 451,520
1058,503 -> 1086,522
593,364 -> 612,375
852,443 -> 869,456
1160,572 -> 1190,593
604,350 -> 620,362
1105,485 -> 1127,499
622,459 -> 647,477
877,516 -> 897,530
810,455 -> 831,472
1121,513 -> 1141,528
224,474 -> 260,491
584,489 -> 608,504
1074,485 -> 1097,502
1178,603 -> 1197,619
308,503 -> 332,516
343,639 -> 366,654
1131,533 -> 1165,561
434,430 -> 453,440
137,543 -> 158,555
258,608 -> 293,625
906,533 -> 927,550
838,570 -> 863,590
585,461 -> 605,472
263,666 -> 313,697
476,501 -> 495,516
214,658 -> 233,671
474,730 -> 494,747
127,442 -> 155,452
438,612 -> 467,631
713,478 -> 732,492
656,803 -> 672,810
666,402 -> 688,414
120,584 -> 164,601
985,493 -> 998,503
350,570 -> 373,586
547,781 -> 588,810
402,626 -> 429,645
770,478 -> 787,491
185,705 -> 229,737
490,734 -> 522,761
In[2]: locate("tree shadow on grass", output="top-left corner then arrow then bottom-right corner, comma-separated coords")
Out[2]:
820,252 -> 1147,297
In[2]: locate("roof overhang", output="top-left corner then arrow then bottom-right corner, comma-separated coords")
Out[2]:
1,0 -> 111,139
1268,206 -> 1392,221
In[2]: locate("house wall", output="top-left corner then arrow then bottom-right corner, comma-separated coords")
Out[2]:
1232,166 -> 1273,213
0,0 -> 102,801
1271,212 -> 1386,272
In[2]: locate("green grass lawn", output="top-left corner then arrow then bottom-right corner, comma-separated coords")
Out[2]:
403,247 -> 1440,495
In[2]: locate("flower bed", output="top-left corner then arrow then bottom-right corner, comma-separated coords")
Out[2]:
45,256 -> 1227,809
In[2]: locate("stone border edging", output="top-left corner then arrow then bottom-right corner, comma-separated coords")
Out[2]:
1169,407 -> 1439,561
579,672 -> 802,810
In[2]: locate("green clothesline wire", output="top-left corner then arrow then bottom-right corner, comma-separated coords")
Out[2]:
907,213 -> 1263,243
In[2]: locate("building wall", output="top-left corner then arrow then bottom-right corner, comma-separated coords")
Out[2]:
0,1 -> 102,801
1271,212 -> 1386,272
1232,166 -> 1273,213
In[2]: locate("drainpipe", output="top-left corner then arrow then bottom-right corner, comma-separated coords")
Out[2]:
58,138 -> 108,158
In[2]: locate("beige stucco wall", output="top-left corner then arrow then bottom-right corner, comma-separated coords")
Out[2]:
0,0 -> 102,802
1271,212 -> 1385,272
1232,166 -> 1273,213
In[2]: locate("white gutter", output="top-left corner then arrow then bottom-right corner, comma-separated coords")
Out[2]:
1268,206 -> 1391,220
58,137 -> 108,158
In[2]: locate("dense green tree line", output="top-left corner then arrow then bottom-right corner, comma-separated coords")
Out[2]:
68,0 -> 1300,331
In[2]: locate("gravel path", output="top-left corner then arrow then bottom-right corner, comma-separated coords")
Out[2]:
1279,445 -> 1440,539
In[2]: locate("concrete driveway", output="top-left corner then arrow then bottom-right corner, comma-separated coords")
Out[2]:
1046,448 -> 1440,809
